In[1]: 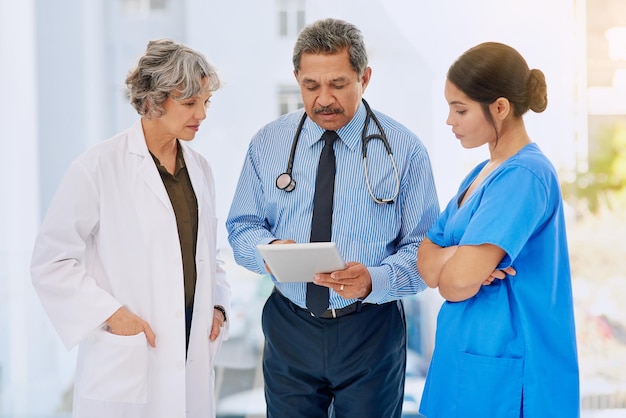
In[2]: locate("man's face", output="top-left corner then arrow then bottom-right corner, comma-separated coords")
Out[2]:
295,49 -> 371,131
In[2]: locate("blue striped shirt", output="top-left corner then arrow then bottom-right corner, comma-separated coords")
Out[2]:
226,101 -> 440,309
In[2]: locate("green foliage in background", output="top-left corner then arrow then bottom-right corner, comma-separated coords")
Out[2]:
563,121 -> 626,213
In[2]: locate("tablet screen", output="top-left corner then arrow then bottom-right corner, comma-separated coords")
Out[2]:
256,242 -> 346,282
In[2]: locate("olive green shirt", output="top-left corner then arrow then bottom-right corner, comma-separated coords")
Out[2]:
151,142 -> 198,309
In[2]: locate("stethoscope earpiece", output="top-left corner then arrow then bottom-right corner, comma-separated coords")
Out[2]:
276,172 -> 296,192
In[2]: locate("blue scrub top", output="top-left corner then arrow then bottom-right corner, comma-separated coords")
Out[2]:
419,144 -> 580,418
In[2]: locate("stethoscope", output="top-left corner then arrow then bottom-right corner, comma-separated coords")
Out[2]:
275,99 -> 400,204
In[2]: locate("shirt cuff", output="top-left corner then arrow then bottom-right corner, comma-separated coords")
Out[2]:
361,265 -> 391,304
255,237 -> 278,273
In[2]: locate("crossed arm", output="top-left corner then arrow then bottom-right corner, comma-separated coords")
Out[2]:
417,237 -> 515,302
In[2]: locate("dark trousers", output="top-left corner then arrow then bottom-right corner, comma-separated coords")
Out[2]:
262,289 -> 407,418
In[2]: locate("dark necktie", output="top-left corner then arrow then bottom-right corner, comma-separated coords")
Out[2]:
306,130 -> 338,316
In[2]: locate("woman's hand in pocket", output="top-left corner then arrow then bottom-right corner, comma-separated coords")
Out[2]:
105,306 -> 156,347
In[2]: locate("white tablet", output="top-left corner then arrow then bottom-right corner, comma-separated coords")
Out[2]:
257,242 -> 346,283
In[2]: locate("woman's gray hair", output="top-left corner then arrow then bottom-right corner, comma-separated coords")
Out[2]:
126,39 -> 221,118
292,18 -> 368,77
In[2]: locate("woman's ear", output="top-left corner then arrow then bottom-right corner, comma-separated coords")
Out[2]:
490,97 -> 511,121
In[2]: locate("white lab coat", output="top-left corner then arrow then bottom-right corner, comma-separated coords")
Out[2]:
31,120 -> 231,418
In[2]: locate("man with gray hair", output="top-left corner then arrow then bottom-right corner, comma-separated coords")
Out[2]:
227,18 -> 439,417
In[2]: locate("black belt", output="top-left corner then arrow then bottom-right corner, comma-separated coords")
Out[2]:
274,288 -> 363,319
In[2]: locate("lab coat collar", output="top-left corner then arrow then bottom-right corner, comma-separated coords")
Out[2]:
127,120 -> 174,212
127,120 -> 208,218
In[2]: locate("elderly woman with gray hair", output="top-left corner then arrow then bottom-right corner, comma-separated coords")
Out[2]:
31,39 -> 230,418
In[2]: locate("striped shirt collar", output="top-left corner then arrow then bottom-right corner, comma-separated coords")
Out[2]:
301,101 -> 366,152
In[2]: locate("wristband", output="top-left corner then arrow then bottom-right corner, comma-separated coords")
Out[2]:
214,305 -> 227,322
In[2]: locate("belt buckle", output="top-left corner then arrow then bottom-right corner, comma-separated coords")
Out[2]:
311,308 -> 336,318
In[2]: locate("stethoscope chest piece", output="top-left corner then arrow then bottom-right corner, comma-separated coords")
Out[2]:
276,172 -> 296,192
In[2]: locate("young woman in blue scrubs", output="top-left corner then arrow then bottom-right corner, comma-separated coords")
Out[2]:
417,42 -> 580,417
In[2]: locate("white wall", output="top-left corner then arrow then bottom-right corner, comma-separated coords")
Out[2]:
0,0 -> 70,414
381,0 -> 582,203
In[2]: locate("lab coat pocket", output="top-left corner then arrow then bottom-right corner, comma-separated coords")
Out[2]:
207,327 -> 224,365
456,352 -> 523,417
207,326 -> 224,389
82,329 -> 149,403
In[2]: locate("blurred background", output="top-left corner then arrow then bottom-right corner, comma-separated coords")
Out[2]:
1,0 -> 625,416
